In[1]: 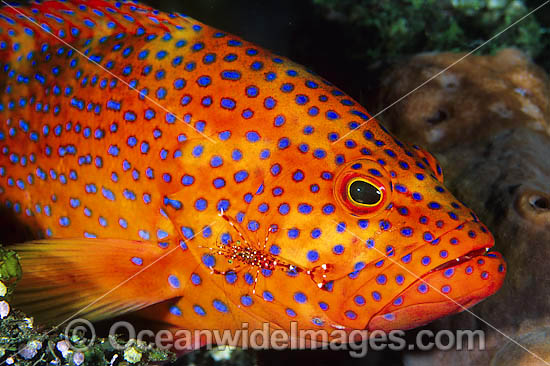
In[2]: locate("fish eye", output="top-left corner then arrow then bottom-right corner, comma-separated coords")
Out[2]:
334,159 -> 390,217
347,178 -> 383,207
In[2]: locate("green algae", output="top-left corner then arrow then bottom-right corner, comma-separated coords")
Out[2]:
0,247 -> 176,366
312,0 -> 548,64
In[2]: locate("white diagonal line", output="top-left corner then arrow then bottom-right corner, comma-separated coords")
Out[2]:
334,0 -> 550,144
331,219 -> 549,365
0,1 -> 217,144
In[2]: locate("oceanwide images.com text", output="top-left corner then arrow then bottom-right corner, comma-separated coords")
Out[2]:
65,318 -> 486,358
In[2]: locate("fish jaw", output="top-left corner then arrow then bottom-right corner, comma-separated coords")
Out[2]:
366,221 -> 506,332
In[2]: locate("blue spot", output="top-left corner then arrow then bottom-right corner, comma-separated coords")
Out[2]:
221,98 -> 236,110
138,230 -> 150,240
326,110 -> 340,120
232,149 -> 243,161
210,156 -> 223,168
251,61 -> 263,70
246,131 -> 260,142
224,53 -> 237,62
227,39 -> 242,47
278,203 -> 290,215
59,217 -> 70,227
269,245 -> 280,255
288,228 -> 300,239
197,75 -> 211,87
234,170 -> 248,183
264,97 -> 276,109
401,227 -> 413,237
102,187 -> 115,201
174,78 -> 186,89
307,250 -> 319,262
168,275 -> 180,288
281,83 -> 294,93
225,271 -> 237,284
322,204 -> 335,215
418,283 -> 428,293
241,295 -> 253,306
202,254 -> 215,267
313,149 -> 326,159
246,85 -> 259,97
294,292 -> 307,303
263,291 -> 274,302
213,299 -> 228,313
278,137 -> 290,149
379,220 -> 391,231
192,145 -> 203,157
296,94 -> 309,105
376,274 -> 387,285
191,273 -> 201,285
221,70 -> 241,80
292,170 -> 304,182
170,306 -> 182,316
217,199 -> 230,212
193,305 -> 206,316
181,226 -> 195,239
119,218 -> 128,229
274,115 -> 285,126
248,220 -> 259,231
140,141 -> 150,154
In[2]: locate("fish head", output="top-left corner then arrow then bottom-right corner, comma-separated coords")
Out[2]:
191,113 -> 505,333
220,115 -> 505,330
291,117 -> 506,328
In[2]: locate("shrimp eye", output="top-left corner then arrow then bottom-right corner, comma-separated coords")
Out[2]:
347,178 -> 383,206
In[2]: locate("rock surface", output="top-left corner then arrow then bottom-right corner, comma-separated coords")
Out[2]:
377,49 -> 550,151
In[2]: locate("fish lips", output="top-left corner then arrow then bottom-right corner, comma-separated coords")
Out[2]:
366,221 -> 506,332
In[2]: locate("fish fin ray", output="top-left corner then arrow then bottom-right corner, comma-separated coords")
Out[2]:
10,238 -> 182,325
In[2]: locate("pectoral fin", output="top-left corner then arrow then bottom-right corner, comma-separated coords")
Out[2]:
11,238 -> 184,325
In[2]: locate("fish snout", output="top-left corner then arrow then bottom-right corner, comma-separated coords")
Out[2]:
366,220 -> 506,332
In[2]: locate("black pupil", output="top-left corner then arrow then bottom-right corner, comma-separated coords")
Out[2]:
349,180 -> 381,205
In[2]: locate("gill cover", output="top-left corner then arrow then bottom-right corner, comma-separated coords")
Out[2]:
413,145 -> 444,183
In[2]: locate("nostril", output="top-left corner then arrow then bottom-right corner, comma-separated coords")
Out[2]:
529,195 -> 550,210
425,109 -> 448,125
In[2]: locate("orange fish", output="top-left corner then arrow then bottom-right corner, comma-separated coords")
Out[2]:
0,0 -> 505,349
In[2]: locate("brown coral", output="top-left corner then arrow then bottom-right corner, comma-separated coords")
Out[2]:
377,48 -> 550,151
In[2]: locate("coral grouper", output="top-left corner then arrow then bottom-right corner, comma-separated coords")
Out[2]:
0,0 -> 505,350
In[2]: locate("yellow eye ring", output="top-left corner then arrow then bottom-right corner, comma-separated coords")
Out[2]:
346,178 -> 384,207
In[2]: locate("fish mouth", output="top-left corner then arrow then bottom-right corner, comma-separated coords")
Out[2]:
366,220 -> 506,332
426,246 -> 493,274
